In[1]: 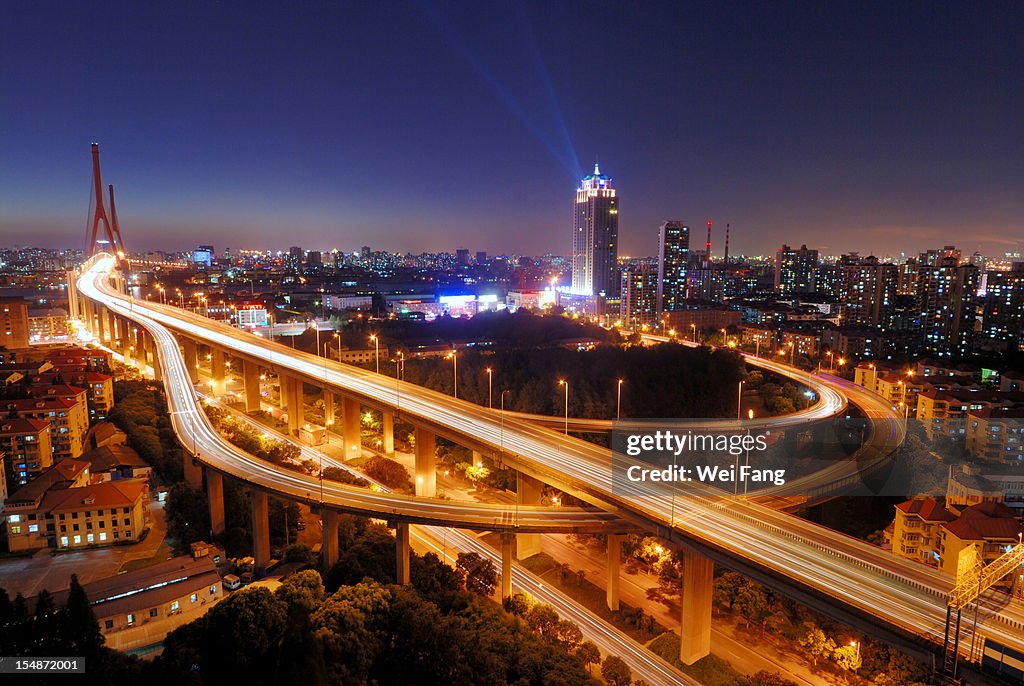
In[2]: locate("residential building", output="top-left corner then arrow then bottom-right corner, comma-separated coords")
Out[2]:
965,407 -> 1024,463
936,502 -> 1024,578
947,463 -> 1024,513
890,497 -> 956,567
0,417 -> 54,488
838,255 -> 898,329
28,308 -> 70,341
917,257 -> 979,357
657,221 -> 689,313
620,262 -> 659,329
0,397 -> 87,459
5,468 -> 148,552
774,244 -> 818,295
0,297 -> 30,350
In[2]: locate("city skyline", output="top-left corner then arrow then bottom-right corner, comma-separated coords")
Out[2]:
3,3 -> 1023,257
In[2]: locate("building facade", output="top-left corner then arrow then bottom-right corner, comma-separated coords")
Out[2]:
571,163 -> 619,297
657,220 -> 689,314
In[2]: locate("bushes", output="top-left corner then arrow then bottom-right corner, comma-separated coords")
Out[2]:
359,454 -> 413,491
109,381 -> 184,482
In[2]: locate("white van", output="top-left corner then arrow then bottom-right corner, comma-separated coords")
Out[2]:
223,574 -> 242,591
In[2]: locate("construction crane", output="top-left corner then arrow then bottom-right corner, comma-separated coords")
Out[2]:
942,538 -> 1024,683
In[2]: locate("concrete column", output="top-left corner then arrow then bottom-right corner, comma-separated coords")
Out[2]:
281,375 -> 301,436
183,453 -> 203,489
342,396 -> 361,460
322,510 -> 339,572
382,410 -> 395,456
123,326 -> 136,366
243,360 -> 261,413
500,533 -> 514,600
414,426 -> 436,497
395,521 -> 410,584
148,334 -> 162,382
210,349 -> 226,395
322,390 -> 335,429
182,338 -> 200,384
607,533 -> 622,611
110,317 -> 123,352
472,450 -> 482,467
679,547 -> 713,665
83,299 -> 94,336
207,470 -> 225,536
250,490 -> 271,576
99,307 -> 110,343
516,473 -> 543,559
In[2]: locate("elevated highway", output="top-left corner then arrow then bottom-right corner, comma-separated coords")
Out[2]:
74,256 -> 1024,669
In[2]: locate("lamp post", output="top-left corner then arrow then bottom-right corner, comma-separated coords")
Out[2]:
558,379 -> 569,434
369,334 -> 379,374
486,367 -> 493,409
447,349 -> 458,399
737,380 -> 744,420
690,323 -> 697,343
616,378 -> 624,419
500,390 -> 510,452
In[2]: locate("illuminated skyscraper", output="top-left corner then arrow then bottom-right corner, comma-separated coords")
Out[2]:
657,221 -> 690,313
571,163 -> 619,297
621,261 -> 659,328
774,244 -> 819,294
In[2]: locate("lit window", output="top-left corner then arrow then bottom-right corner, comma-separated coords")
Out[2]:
190,593 -> 198,603
9,515 -> 20,523
170,601 -> 179,612
73,535 -> 81,545
60,536 -> 69,547
99,532 -> 107,542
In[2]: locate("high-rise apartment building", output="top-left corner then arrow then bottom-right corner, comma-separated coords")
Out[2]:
838,255 -> 898,328
917,257 -> 979,356
657,221 -> 689,314
571,163 -> 619,297
980,264 -> 1024,352
774,245 -> 819,295
620,262 -> 659,328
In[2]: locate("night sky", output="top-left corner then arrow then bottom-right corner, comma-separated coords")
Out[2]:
2,1 -> 1022,257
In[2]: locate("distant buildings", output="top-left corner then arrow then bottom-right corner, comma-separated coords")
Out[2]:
0,297 -> 30,349
916,256 -> 979,357
657,221 -> 689,314
774,244 -> 818,295
571,163 -> 619,298
620,262 -> 658,328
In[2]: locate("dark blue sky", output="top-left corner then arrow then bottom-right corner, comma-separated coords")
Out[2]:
2,1 -> 1022,257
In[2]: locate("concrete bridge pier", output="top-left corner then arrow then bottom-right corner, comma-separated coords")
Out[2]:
183,453 -> 204,490
516,473 -> 543,559
607,533 -> 622,611
182,338 -> 200,384
210,348 -> 226,395
281,375 -> 302,436
251,490 -> 271,577
147,334 -> 162,382
381,411 -> 395,456
500,533 -> 514,600
322,510 -> 339,572
98,307 -> 109,343
322,390 -> 335,429
395,522 -> 410,584
679,546 -> 713,665
242,360 -> 261,412
342,397 -> 361,460
207,470 -> 225,536
414,426 -> 436,497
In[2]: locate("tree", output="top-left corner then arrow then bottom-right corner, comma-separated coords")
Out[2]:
502,591 -> 534,617
62,575 -> 104,658
602,655 -> 632,686
750,671 -> 798,686
833,643 -> 863,674
577,640 -> 601,673
456,551 -> 497,597
526,603 -> 561,640
554,619 -> 584,654
164,482 -> 211,550
799,627 -> 837,666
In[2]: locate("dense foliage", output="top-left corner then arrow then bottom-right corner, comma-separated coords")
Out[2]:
109,380 -> 185,482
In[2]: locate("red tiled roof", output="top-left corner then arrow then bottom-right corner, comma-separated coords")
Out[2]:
896,498 -> 957,522
943,502 -> 1024,541
0,417 -> 51,434
42,481 -> 146,513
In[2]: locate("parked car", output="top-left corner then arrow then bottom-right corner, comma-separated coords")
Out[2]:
223,574 -> 241,591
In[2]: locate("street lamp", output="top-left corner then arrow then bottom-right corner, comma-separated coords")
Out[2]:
737,380 -> 744,420
369,334 -> 379,374
690,323 -> 697,342
558,379 -> 569,434
485,367 -> 493,409
500,390 -> 510,452
616,378 -> 624,419
447,349 -> 458,399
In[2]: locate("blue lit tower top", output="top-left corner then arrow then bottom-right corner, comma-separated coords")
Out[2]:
571,162 -> 620,297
